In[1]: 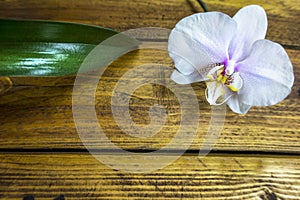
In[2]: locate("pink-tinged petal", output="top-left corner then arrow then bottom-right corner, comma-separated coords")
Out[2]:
168,30 -> 216,79
237,39 -> 294,106
168,12 -> 237,79
227,94 -> 252,114
229,5 -> 267,62
169,51 -> 197,76
171,70 -> 203,84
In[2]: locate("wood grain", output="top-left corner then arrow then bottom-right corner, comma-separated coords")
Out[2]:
0,153 -> 299,199
0,48 -> 299,153
0,0 -> 299,199
0,0 -> 299,47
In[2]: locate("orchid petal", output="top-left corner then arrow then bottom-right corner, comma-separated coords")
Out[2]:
237,39 -> 294,106
229,5 -> 267,62
168,12 -> 237,80
171,69 -> 203,84
226,94 -> 252,114
205,81 -> 228,105
168,32 -> 213,77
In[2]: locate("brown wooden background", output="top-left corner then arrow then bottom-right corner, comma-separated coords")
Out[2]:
0,0 -> 299,199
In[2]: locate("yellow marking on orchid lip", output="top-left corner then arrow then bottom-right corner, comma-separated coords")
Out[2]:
221,76 -> 227,84
217,75 -> 222,82
216,68 -> 224,81
227,85 -> 239,92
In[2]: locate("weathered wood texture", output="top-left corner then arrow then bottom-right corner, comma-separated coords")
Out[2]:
0,1 -> 298,152
0,0 -> 299,199
0,0 -> 299,46
0,153 -> 299,199
0,49 -> 298,153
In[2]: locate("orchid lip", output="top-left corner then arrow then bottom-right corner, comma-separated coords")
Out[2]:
205,63 -> 243,105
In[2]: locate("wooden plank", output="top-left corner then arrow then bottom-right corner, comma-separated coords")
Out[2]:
0,0 -> 299,153
0,0 -> 299,46
0,1 -> 299,199
0,153 -> 299,199
0,49 -> 299,152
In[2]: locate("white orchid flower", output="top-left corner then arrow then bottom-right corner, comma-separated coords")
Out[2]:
168,5 -> 294,114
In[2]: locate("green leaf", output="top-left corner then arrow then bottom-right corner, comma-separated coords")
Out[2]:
0,19 -> 136,76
